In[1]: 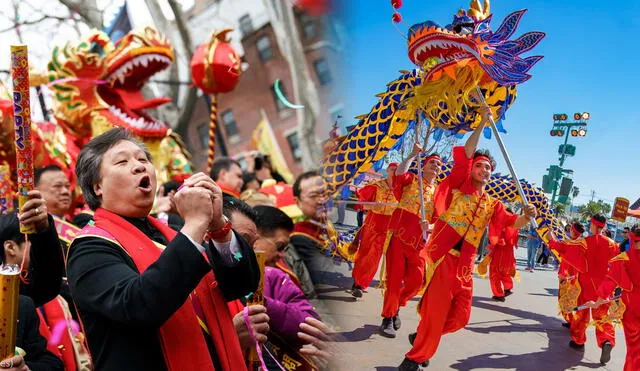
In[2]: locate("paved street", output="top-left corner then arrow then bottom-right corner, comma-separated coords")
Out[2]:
312,221 -> 626,370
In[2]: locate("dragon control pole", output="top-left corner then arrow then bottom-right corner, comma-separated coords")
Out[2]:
416,115 -> 428,242
474,87 -> 538,228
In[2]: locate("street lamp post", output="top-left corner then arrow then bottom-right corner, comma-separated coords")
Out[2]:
547,112 -> 590,205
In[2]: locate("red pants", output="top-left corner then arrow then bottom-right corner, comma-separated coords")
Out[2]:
381,236 -> 424,318
570,303 -> 615,347
352,222 -> 388,289
489,247 -> 515,297
621,294 -> 640,371
406,253 -> 472,363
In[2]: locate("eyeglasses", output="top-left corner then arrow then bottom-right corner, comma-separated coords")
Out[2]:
261,237 -> 289,252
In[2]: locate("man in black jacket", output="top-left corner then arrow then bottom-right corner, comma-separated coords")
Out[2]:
67,128 -> 259,370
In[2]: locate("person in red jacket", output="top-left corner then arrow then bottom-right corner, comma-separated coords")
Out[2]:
350,162 -> 398,298
548,214 -> 619,365
486,218 -> 520,301
558,221 -> 585,329
398,107 -> 537,370
587,224 -> 640,370
379,144 -> 441,339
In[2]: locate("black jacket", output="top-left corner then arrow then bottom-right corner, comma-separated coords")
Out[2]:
20,215 -> 65,307
67,218 -> 258,371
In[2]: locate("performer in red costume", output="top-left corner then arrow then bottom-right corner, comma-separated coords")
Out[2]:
486,217 -> 520,301
548,214 -> 618,365
587,224 -> 640,370
558,221 -> 585,329
379,143 -> 441,339
399,108 -> 537,370
351,162 -> 398,298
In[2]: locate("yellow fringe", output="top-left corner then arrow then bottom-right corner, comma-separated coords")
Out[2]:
476,254 -> 491,278
375,230 -> 395,290
416,254 -> 446,313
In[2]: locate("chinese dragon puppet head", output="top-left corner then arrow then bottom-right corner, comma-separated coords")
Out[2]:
46,26 -> 192,184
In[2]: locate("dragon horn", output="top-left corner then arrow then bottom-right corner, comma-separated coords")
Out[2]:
469,0 -> 490,21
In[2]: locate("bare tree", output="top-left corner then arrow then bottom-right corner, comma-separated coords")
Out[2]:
263,0 -> 323,170
56,0 -> 103,29
142,0 -> 181,125
165,0 -> 198,145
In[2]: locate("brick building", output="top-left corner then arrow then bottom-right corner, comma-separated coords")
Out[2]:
181,0 -> 344,176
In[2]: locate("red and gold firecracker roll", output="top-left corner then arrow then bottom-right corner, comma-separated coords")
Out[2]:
0,165 -> 13,214
0,265 -> 21,359
10,45 -> 35,234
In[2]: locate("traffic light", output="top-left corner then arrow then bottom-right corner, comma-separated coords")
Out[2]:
542,174 -> 552,193
578,128 -> 587,136
553,113 -> 568,121
550,129 -> 564,136
571,129 -> 578,136
559,144 -> 576,156
548,165 -> 563,180
559,177 -> 573,197
574,113 -> 581,120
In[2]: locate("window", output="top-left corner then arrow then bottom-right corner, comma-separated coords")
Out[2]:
239,14 -> 253,38
300,14 -> 316,39
198,123 -> 209,149
221,109 -> 239,137
271,82 -> 289,111
286,132 -> 302,162
314,58 -> 332,85
256,35 -> 274,61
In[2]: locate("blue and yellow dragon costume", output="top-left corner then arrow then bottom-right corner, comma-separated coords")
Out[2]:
323,0 -> 567,244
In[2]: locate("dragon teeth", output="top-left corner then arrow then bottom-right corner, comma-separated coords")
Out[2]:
108,105 -> 161,130
107,53 -> 170,85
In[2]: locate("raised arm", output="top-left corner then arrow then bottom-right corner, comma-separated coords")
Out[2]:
465,105 -> 492,158
395,142 -> 422,176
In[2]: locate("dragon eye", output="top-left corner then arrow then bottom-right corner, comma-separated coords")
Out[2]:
454,22 -> 474,35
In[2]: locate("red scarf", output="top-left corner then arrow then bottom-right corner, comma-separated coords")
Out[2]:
87,208 -> 246,371
220,184 -> 241,198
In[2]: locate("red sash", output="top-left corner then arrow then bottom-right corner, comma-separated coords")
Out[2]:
77,208 -> 246,371
53,216 -> 80,245
39,296 -> 92,370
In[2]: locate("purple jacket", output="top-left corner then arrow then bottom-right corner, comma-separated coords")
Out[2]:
264,266 -> 319,345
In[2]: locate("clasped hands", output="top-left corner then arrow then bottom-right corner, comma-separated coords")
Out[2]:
173,173 -> 228,242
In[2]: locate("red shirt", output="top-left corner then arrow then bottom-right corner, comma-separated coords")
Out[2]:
425,146 -> 518,280
549,234 -> 619,302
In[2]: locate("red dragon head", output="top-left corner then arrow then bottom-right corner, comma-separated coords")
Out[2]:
47,27 -> 174,139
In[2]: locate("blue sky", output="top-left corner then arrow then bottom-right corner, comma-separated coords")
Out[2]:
334,0 -> 640,207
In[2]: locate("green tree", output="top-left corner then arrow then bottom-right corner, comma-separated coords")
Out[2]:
553,202 -> 567,217
577,200 -> 612,220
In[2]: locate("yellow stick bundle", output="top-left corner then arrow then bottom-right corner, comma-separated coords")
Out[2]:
10,45 -> 35,234
0,265 -> 21,359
